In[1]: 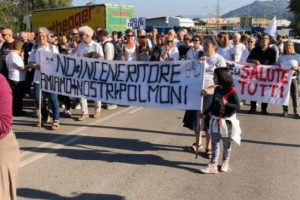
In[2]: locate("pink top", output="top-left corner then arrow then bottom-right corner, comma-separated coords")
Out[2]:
0,74 -> 13,139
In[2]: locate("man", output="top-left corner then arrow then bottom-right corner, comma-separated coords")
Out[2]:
74,25 -> 104,121
98,29 -> 118,110
247,33 -> 276,115
138,29 -> 152,50
150,28 -> 158,48
0,28 -> 15,79
230,33 -> 246,62
20,31 -> 34,96
27,27 -> 61,130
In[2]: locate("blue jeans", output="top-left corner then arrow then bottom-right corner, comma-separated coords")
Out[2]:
33,83 -> 60,122
210,121 -> 232,165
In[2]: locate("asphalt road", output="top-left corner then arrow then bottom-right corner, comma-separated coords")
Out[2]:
14,100 -> 300,200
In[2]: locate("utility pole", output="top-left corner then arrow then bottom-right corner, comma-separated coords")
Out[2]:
216,0 -> 220,30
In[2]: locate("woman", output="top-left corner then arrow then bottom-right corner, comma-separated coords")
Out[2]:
122,29 -> 138,61
137,36 -> 151,61
183,35 -> 227,158
278,40 -> 300,118
160,36 -> 179,61
185,35 -> 203,60
217,32 -> 232,60
28,27 -> 61,130
0,74 -> 20,200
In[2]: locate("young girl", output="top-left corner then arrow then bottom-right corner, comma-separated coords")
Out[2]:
200,67 -> 241,174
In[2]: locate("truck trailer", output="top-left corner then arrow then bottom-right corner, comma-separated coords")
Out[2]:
30,4 -> 135,34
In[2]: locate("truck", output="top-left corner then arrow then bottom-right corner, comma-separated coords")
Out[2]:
26,4 -> 135,34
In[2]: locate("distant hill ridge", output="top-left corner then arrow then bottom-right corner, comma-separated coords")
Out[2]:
221,0 -> 293,19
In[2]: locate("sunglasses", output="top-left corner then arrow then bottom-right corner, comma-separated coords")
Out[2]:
167,40 -> 173,43
247,41 -> 254,43
126,35 -> 134,37
193,39 -> 200,42
2,33 -> 10,36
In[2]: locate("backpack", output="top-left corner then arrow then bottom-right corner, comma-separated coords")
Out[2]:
102,41 -> 121,60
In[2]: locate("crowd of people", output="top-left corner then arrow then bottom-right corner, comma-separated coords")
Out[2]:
1,25 -> 300,198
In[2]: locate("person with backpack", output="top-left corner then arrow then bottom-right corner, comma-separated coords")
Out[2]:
97,29 -> 118,110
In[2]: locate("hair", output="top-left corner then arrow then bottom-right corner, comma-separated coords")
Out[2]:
217,32 -> 230,47
282,40 -> 296,55
192,35 -> 202,42
214,67 -> 234,89
78,25 -> 94,37
125,28 -> 134,35
37,27 -> 49,35
12,40 -> 24,51
97,29 -> 109,37
203,35 -> 218,48
150,46 -> 161,61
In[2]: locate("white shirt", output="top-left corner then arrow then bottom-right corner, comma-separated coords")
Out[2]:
6,51 -> 26,81
278,54 -> 300,79
28,44 -> 60,83
74,40 -> 104,57
186,46 -> 203,60
217,46 -> 232,60
204,53 -> 227,88
124,45 -> 137,61
161,46 -> 179,61
229,43 -> 246,62
240,49 -> 251,64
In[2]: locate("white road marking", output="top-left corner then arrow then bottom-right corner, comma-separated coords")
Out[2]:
20,107 -> 135,168
128,107 -> 144,114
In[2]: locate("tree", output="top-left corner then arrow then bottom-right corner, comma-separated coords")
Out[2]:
0,0 -> 72,32
288,0 -> 300,36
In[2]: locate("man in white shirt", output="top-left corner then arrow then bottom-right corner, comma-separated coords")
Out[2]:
230,33 -> 246,62
97,29 -> 118,110
74,25 -> 104,121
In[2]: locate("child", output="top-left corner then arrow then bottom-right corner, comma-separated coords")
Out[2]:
200,67 -> 241,174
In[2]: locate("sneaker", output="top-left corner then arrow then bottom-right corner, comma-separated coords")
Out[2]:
92,111 -> 101,118
106,104 -> 118,110
200,164 -> 218,174
248,108 -> 256,114
261,110 -> 268,115
283,111 -> 288,117
220,160 -> 230,172
64,110 -> 72,118
75,103 -> 81,110
78,114 -> 89,121
294,113 -> 300,119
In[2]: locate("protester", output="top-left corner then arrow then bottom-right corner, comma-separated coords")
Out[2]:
137,35 -> 151,61
278,40 -> 300,118
74,25 -> 104,121
0,28 -> 15,79
247,33 -> 276,114
27,27 -> 61,130
240,36 -> 256,63
178,34 -> 192,60
98,29 -> 118,110
0,73 -> 20,200
149,46 -> 161,61
183,36 -> 226,158
229,33 -> 246,62
160,36 -> 179,61
150,28 -> 158,48
20,31 -> 34,97
216,32 -> 232,60
185,35 -> 203,60
122,29 -> 138,61
200,67 -> 241,174
6,40 -> 28,116
111,31 -> 123,60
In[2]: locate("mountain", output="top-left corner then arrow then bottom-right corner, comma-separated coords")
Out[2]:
221,0 -> 293,19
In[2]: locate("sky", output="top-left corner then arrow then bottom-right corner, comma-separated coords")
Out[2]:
73,0 -> 258,18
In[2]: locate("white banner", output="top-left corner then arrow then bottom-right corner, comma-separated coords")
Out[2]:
127,17 -> 146,30
227,61 -> 293,105
40,52 -> 205,110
